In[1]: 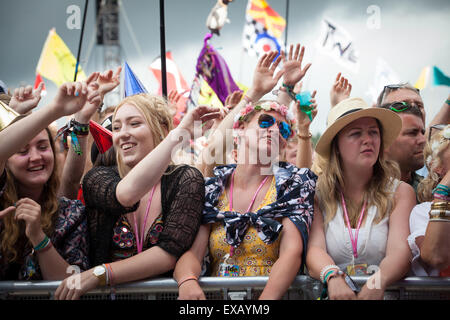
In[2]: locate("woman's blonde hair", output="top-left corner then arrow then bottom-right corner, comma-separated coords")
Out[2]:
316,121 -> 401,227
0,128 -> 60,262
417,126 -> 450,203
113,93 -> 174,177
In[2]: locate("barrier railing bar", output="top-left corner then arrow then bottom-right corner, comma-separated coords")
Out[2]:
1,276 -> 449,296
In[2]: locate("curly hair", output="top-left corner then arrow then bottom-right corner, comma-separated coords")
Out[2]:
0,127 -> 60,262
417,125 -> 450,203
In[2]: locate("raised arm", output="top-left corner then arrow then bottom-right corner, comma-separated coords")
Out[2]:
276,43 -> 315,169
0,81 -> 95,174
58,72 -> 102,199
115,105 -> 220,207
196,50 -> 284,177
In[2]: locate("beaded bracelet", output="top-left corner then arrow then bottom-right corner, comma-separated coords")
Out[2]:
33,235 -> 52,254
320,265 -> 340,283
445,99 -> 450,105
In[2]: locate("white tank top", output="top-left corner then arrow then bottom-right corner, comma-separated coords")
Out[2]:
323,180 -> 401,271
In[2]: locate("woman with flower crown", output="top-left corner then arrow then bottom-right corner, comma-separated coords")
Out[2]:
173,47 -> 318,300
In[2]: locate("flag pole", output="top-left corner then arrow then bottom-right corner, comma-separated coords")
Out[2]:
159,0 -> 168,98
74,0 -> 89,81
284,0 -> 289,52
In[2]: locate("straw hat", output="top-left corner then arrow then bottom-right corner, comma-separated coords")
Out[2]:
315,97 -> 402,159
0,100 -> 23,131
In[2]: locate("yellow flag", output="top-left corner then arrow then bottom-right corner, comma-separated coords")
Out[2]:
36,29 -> 86,87
247,0 -> 286,39
198,80 -> 249,109
414,66 -> 430,90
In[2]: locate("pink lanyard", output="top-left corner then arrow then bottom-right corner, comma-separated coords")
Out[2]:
228,170 -> 270,256
133,185 -> 157,253
340,192 -> 367,259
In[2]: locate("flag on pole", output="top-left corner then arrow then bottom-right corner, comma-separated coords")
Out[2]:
247,0 -> 286,38
33,73 -> 47,97
315,18 -> 360,73
242,0 -> 285,58
149,51 -> 190,114
196,33 -> 240,105
36,29 -> 86,87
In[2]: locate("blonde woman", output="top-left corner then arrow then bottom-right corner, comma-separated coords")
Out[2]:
174,50 -> 316,300
55,93 -> 220,299
409,124 -> 450,276
306,98 -> 416,299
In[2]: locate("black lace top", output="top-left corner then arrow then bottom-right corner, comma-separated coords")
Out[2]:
83,165 -> 205,266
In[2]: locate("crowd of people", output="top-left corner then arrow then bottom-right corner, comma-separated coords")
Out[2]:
0,43 -> 449,300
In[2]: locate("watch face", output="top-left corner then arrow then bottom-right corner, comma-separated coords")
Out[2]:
94,266 -> 105,276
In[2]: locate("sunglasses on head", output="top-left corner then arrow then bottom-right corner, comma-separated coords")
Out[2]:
381,83 -> 420,96
257,114 -> 292,139
428,124 -> 446,143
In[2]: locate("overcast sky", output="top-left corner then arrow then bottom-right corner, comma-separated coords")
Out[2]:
1,0 -> 449,134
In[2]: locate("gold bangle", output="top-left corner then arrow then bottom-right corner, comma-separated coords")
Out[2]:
297,132 -> 312,140
429,209 -> 450,220
431,201 -> 449,210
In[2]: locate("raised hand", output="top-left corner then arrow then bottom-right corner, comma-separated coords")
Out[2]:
74,72 -> 102,123
330,73 -> 352,107
248,51 -> 284,102
281,43 -> 312,87
97,66 -> 122,97
177,105 -> 222,138
296,90 -> 318,131
224,90 -> 243,110
50,73 -> 100,118
168,89 -> 184,117
9,83 -> 44,114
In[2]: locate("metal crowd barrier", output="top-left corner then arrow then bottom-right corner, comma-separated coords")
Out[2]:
0,276 -> 449,300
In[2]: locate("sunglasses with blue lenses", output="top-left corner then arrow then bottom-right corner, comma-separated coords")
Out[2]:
257,114 -> 292,139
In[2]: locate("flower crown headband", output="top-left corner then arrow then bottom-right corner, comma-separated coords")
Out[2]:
232,101 -> 295,130
426,125 -> 450,167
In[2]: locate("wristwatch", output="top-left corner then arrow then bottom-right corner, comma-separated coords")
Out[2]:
92,265 -> 107,287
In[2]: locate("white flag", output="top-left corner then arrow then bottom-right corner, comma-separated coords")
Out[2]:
316,18 -> 360,73
366,57 -> 400,104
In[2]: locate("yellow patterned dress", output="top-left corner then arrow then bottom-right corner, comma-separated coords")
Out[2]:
208,177 -> 281,276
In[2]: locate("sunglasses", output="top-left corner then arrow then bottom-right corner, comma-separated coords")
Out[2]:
257,114 -> 292,139
428,124 -> 446,142
381,83 -> 420,98
380,101 -> 412,113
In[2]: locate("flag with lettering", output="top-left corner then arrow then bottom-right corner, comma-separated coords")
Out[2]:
316,18 -> 360,73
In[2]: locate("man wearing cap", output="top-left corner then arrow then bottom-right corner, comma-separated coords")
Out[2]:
377,83 -> 426,194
